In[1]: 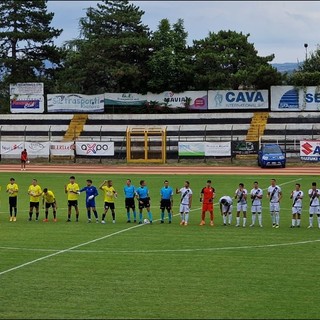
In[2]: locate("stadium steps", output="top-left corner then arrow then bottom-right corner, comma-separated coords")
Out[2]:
63,114 -> 88,141
246,112 -> 269,141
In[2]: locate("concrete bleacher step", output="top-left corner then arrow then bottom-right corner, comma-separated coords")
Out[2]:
246,111 -> 269,142
63,114 -> 88,141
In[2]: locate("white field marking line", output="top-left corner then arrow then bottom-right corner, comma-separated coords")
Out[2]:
0,206 -> 200,276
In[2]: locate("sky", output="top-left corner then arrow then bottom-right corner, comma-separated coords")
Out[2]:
46,1 -> 320,64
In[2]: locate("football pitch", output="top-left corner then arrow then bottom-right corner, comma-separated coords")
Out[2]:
0,169 -> 319,319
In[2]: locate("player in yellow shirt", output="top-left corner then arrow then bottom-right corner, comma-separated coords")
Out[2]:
6,177 -> 19,222
64,176 -> 80,222
99,180 -> 118,224
42,188 -> 57,222
28,179 -> 42,221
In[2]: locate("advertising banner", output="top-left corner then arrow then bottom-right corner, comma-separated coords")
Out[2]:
300,140 -> 320,161
271,86 -> 320,111
231,141 -> 259,155
10,82 -> 44,95
205,142 -> 231,156
208,90 -> 268,110
50,142 -> 75,156
75,141 -> 114,156
25,141 -> 50,157
148,91 -> 208,110
105,93 -> 147,106
47,94 -> 104,113
10,95 -> 45,113
178,142 -> 205,156
0,141 -> 25,156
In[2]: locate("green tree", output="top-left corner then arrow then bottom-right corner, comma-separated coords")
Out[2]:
58,0 -> 151,94
147,18 -> 193,93
0,0 -> 63,94
191,30 -> 282,90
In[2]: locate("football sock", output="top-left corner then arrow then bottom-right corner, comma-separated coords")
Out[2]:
184,213 -> 189,223
180,213 -> 184,221
223,215 -> 227,224
210,212 -> 214,221
14,208 -> 17,216
139,212 -> 143,222
243,218 -> 247,226
112,212 -> 115,220
292,218 -> 296,226
252,214 -> 256,225
133,211 -> 137,220
10,207 -> 12,216
45,211 -> 48,219
126,212 -> 130,221
275,212 -> 280,225
29,212 -> 33,219
148,211 -> 153,221
258,213 -> 262,225
317,216 -> 320,226
236,217 -> 240,225
102,213 -> 106,221
228,213 -> 232,224
271,213 -> 276,224
53,211 -> 56,219
76,214 -> 79,221
35,212 -> 39,220
87,210 -> 91,220
201,212 -> 205,220
68,214 -> 71,220
309,216 -> 313,226
161,211 -> 165,221
297,219 -> 301,226
168,212 -> 172,222
93,210 -> 98,219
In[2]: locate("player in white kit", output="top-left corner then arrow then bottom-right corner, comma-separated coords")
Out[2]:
176,181 -> 193,226
267,178 -> 282,228
250,181 -> 263,227
234,183 -> 247,227
219,195 -> 233,226
308,182 -> 320,229
290,183 -> 303,228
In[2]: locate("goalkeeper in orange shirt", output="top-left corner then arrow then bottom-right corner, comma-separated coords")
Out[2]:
199,180 -> 215,226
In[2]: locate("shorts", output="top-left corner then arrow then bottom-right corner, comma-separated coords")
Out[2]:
222,204 -> 233,214
270,202 -> 280,213
160,199 -> 172,211
105,202 -> 115,210
251,205 -> 262,213
30,202 -> 39,209
292,206 -> 302,215
180,203 -> 190,213
309,206 -> 320,215
68,200 -> 78,208
202,203 -> 213,213
125,198 -> 135,209
45,202 -> 56,209
21,160 -> 26,164
86,199 -> 96,208
9,196 -> 17,207
139,198 -> 150,210
237,203 -> 247,212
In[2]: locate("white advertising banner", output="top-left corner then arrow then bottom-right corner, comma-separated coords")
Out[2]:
178,142 -> 205,156
50,142 -> 75,156
300,140 -> 320,161
47,94 -> 105,113
205,142 -> 231,156
208,90 -> 269,109
105,93 -> 147,106
10,82 -> 44,95
75,141 -> 114,156
25,141 -> 50,157
271,86 -> 320,111
0,141 -> 25,156
147,91 -> 208,110
10,94 -> 45,113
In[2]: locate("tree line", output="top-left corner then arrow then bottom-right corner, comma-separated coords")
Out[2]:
0,0 -> 319,112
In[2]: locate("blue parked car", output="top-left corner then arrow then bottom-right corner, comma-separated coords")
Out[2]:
258,143 -> 286,168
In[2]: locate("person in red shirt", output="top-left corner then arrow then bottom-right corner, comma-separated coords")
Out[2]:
20,149 -> 28,171
200,180 -> 215,226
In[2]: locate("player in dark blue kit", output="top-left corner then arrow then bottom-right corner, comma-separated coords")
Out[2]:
79,179 -> 99,223
136,180 -> 153,224
160,180 -> 173,223
124,179 -> 137,223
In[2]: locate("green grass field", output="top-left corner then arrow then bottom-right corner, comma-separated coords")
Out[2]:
0,172 -> 319,319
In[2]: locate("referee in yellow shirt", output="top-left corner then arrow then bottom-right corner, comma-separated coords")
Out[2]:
42,188 -> 57,222
6,177 -> 19,222
28,179 -> 42,221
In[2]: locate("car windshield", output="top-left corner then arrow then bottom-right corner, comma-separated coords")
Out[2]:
263,145 -> 282,153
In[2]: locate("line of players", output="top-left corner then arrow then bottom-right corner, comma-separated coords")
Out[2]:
4,176 -> 320,228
